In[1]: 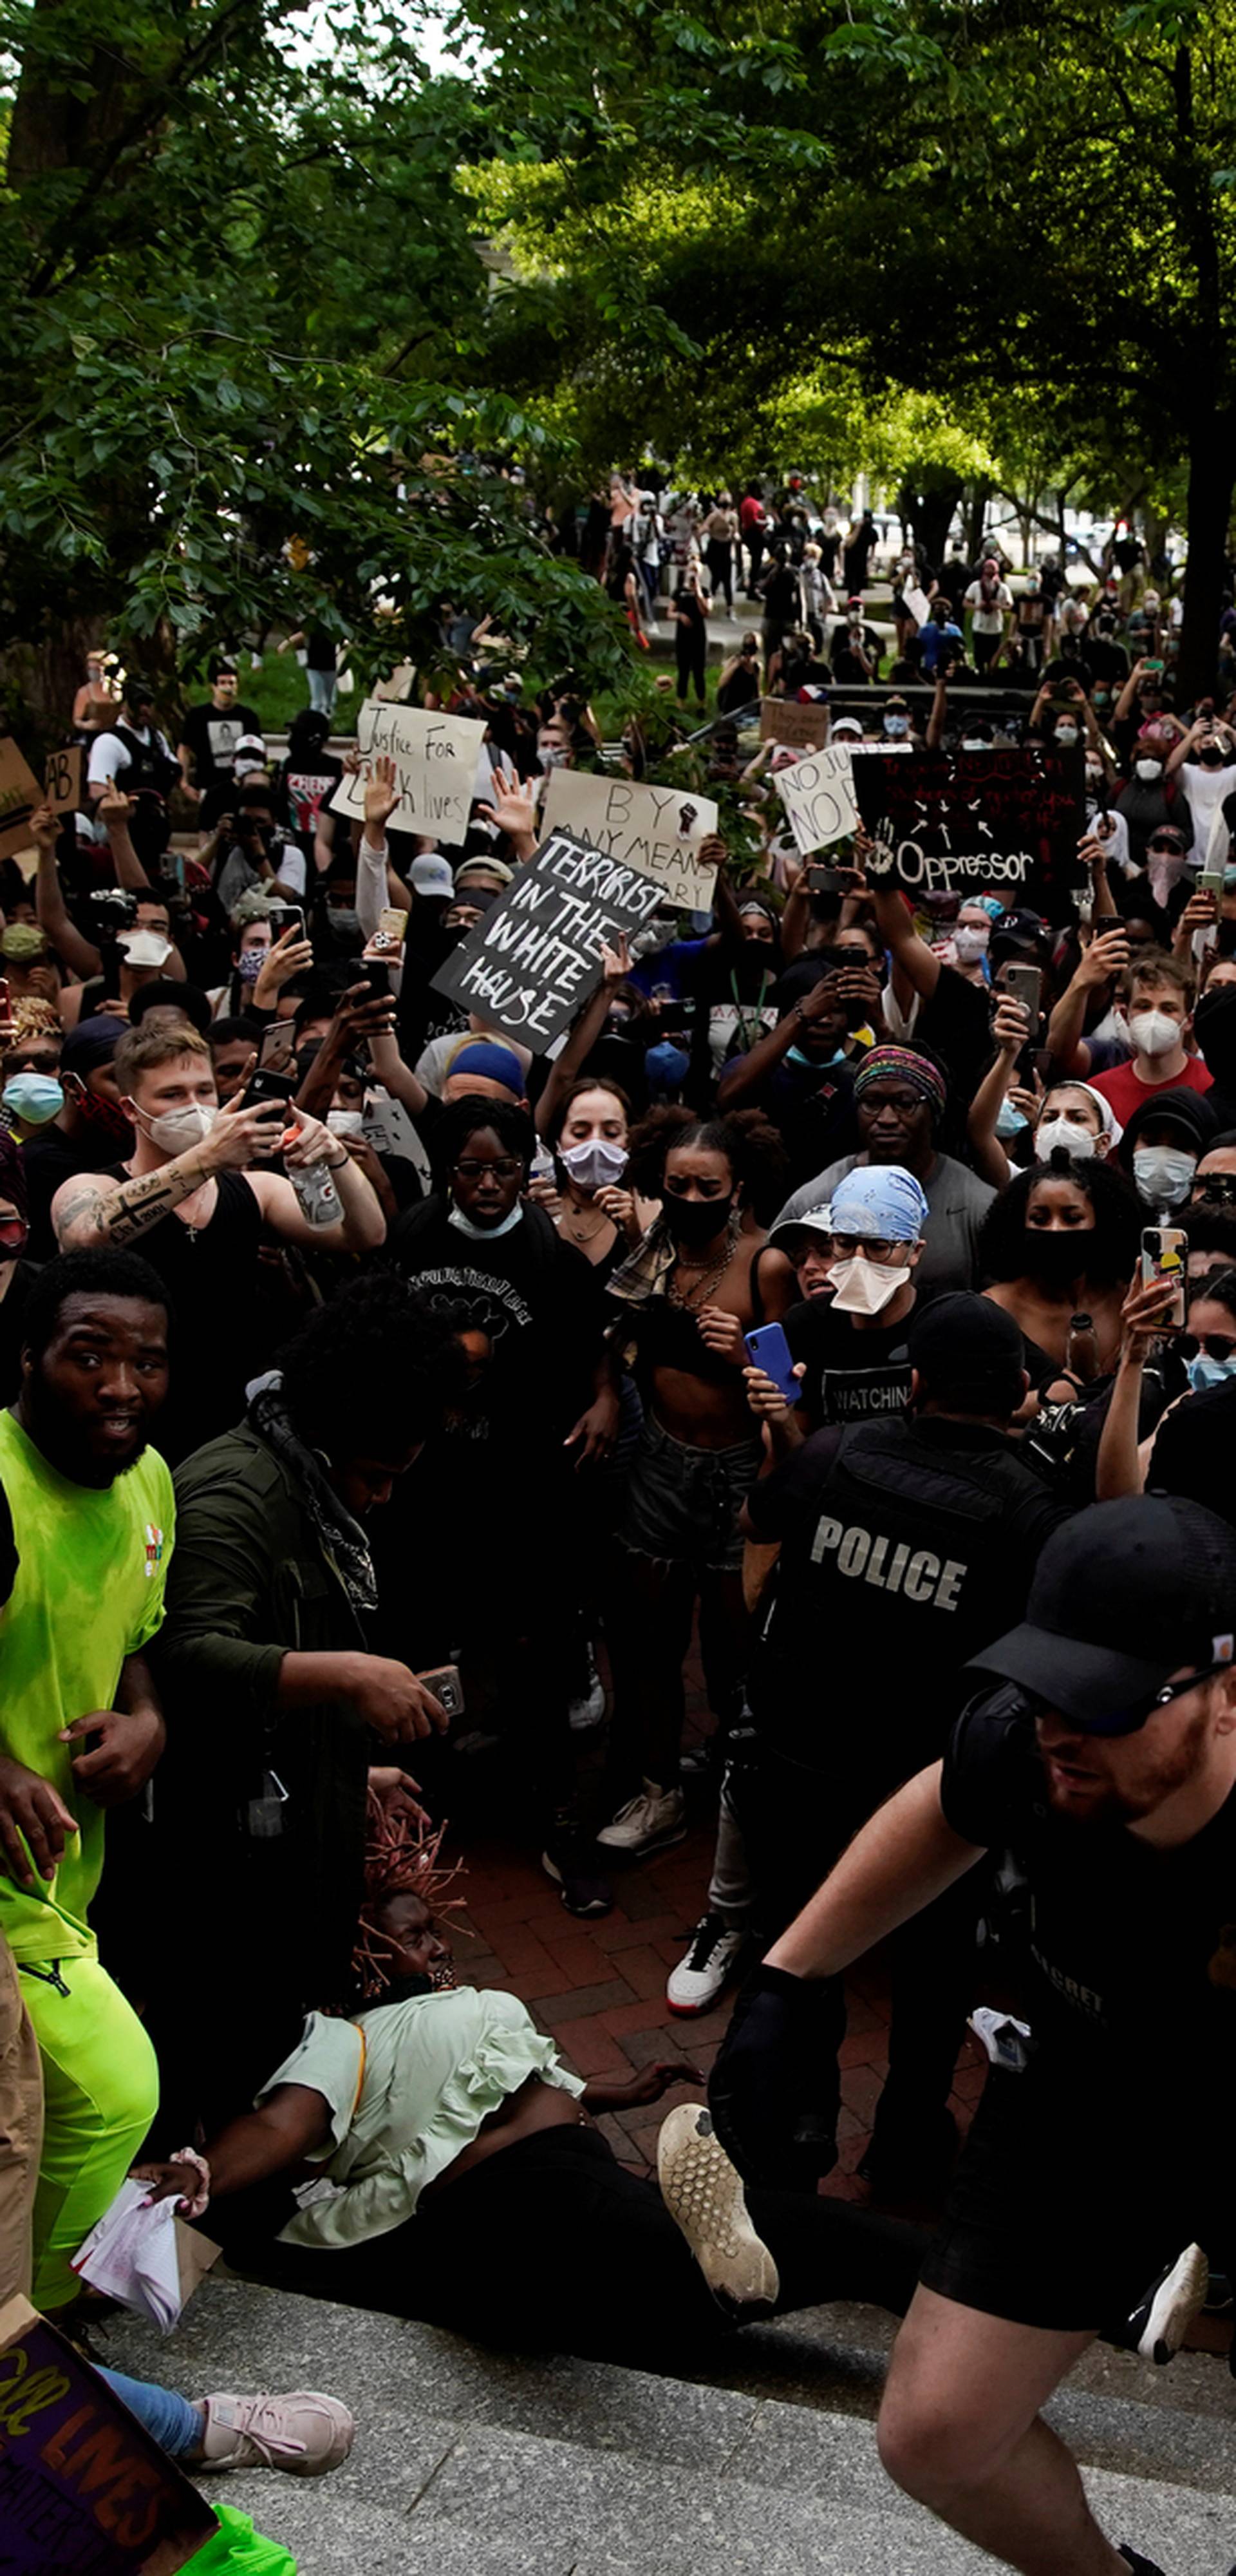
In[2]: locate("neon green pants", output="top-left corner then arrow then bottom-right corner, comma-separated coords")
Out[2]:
18,1949 -> 158,2311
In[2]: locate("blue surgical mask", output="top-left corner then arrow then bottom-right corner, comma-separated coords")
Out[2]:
787,1043 -> 847,1069
995,1099 -> 1029,1138
884,715 -> 910,739
1225,866 -> 1236,893
3,1073 -> 63,1127
1187,1352 -> 1236,1392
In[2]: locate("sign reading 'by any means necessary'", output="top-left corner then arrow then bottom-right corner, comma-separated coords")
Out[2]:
329,701 -> 486,845
430,827 -> 664,1050
540,770 -> 720,913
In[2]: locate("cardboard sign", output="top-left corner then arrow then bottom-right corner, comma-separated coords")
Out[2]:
904,583 -> 933,627
760,697 -> 833,752
329,701 -> 485,845
373,661 -> 417,703
0,2293 -> 215,2573
0,739 -> 44,866
776,746 -> 859,858
431,826 -> 663,1049
539,770 -> 719,913
852,744 -> 1085,917
44,745 -> 84,816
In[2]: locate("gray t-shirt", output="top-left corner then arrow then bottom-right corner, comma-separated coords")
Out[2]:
775,1151 -> 995,1296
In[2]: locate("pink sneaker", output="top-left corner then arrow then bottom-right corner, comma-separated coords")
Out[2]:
198,2389 -> 355,2476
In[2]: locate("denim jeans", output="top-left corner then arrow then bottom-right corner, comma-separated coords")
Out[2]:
308,669 -> 338,716
98,2367 -> 201,2458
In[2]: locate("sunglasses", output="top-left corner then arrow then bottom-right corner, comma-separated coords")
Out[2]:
1194,1173 -> 1236,1206
1174,1331 -> 1236,1362
1039,1663 -> 1219,1740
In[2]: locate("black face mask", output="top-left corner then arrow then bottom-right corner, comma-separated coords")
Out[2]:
1021,1226 -> 1091,1286
663,1192 -> 735,1247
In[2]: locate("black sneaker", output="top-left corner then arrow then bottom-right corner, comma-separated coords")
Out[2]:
1121,2244 -> 1208,2365
541,1833 -> 613,1918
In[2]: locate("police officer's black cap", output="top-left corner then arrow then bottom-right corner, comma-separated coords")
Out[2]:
966,1495 -> 1236,1733
908,1293 -> 1023,1382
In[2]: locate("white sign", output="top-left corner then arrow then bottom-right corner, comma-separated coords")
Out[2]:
905,583 -> 933,627
540,770 -> 719,913
329,701 -> 485,845
776,746 -> 859,859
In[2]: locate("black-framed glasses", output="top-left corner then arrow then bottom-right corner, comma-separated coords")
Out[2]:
451,1157 -> 523,1182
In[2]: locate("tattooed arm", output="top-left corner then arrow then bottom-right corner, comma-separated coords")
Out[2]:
52,1094 -> 286,1250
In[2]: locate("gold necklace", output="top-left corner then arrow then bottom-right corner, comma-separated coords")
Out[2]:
668,1230 -> 736,1311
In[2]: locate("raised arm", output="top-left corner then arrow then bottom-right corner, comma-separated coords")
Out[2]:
53,1092 -> 287,1249
32,805 -> 100,980
97,779 -> 153,890
769,1762 -> 983,1978
475,760 -> 539,865
1095,1272 -> 1176,1501
967,992 -> 1032,1188
1044,920 -> 1128,1076
535,936 -> 632,1139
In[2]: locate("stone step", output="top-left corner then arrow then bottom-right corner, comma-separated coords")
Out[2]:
100,2278 -> 1236,2571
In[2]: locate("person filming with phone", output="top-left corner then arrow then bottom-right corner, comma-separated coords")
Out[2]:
48,1020 -> 386,1459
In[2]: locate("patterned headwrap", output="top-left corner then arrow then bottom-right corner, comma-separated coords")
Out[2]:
852,1045 -> 948,1122
351,1792 -> 467,2001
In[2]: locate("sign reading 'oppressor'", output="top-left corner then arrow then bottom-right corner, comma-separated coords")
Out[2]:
852,745 -> 1085,914
430,827 -> 663,1049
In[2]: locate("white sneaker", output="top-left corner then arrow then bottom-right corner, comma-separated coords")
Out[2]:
597,1779 -> 686,1855
667,1913 -> 744,2015
657,2103 -> 779,2314
199,2390 -> 355,2477
1126,2244 -> 1210,2365
569,1643 -> 606,1732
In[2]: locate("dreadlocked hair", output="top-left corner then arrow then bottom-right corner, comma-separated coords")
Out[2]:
351,1791 -> 467,2002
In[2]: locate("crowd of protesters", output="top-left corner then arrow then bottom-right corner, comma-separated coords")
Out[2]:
1,505 -> 1235,2576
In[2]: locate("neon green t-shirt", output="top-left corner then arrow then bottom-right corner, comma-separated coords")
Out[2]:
0,1410 -> 174,1961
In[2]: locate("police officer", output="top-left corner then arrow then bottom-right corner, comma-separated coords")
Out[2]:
733,1292 -> 1064,2194
712,1491 -> 1236,2576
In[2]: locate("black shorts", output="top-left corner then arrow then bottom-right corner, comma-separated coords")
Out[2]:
921,2057 -> 1231,2333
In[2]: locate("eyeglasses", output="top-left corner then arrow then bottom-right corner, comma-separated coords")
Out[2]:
451,1157 -> 523,1181
1194,1174 -> 1236,1206
1174,1331 -> 1236,1363
830,1233 -> 896,1258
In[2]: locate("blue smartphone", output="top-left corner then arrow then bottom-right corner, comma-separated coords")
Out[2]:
744,1322 -> 801,1404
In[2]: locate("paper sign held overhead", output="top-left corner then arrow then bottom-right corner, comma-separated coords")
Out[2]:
540,770 -> 719,914
329,700 -> 485,846
0,737 -> 44,865
759,697 -> 833,753
904,583 -> 933,627
44,744 -> 84,815
776,746 -> 859,858
430,826 -> 664,1051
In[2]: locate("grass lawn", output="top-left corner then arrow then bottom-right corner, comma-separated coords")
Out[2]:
242,645 -> 713,743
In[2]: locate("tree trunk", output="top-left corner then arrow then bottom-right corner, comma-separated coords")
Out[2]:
0,625 -> 105,761
1175,412 -> 1236,709
901,475 -> 962,571
964,478 -> 991,563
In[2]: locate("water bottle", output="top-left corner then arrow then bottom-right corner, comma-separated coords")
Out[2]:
529,1140 -> 557,1189
1065,1312 -> 1100,1384
286,1133 -> 343,1229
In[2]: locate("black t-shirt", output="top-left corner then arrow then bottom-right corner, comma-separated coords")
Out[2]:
746,1416 -> 1062,1779
910,961 -> 993,1102
784,1294 -> 915,1426
727,1054 -> 861,1191
716,663 -> 760,715
761,565 -> 799,621
180,701 -> 263,795
386,1197 -> 603,1455
941,1694 -> 1236,2083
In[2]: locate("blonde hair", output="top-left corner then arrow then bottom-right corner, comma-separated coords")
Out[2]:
113,1021 -> 211,1094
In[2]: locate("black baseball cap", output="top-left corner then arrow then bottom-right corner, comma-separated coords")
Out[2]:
967,1495 -> 1236,1732
908,1292 -> 1024,1394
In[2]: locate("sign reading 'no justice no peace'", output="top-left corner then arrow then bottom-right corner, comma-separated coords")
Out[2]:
430,826 -> 664,1050
851,744 -> 1085,917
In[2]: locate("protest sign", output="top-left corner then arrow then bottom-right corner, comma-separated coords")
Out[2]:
0,2293 -> 216,2573
0,739 -> 44,865
759,697 -> 833,753
776,746 -> 859,858
431,826 -> 663,1050
904,583 -> 933,628
540,770 -> 719,912
851,744 -> 1085,917
44,744 -> 84,815
329,701 -> 485,844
